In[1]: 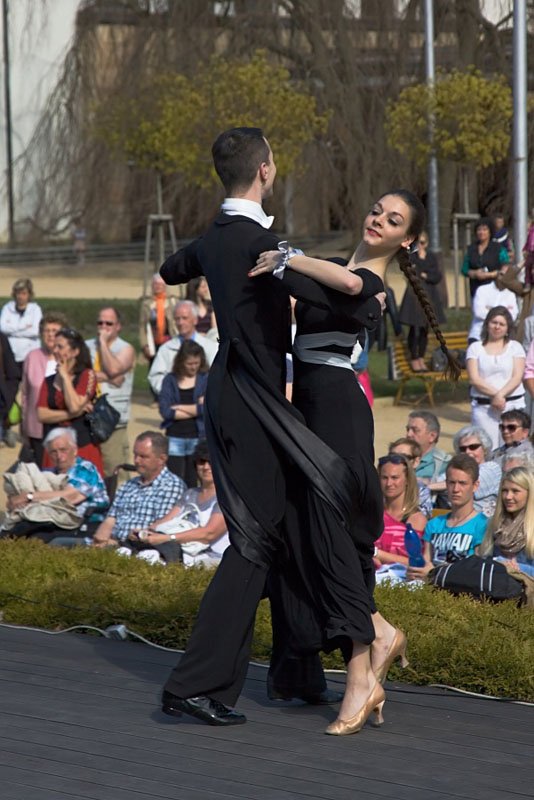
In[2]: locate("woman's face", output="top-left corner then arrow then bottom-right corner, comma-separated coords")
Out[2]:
196,457 -> 213,486
362,194 -> 414,253
501,480 -> 528,516
458,435 -> 485,465
182,355 -> 202,377
476,224 -> 491,244
53,335 -> 78,367
379,462 -> 408,501
197,278 -> 210,301
487,314 -> 508,342
15,288 -> 30,308
42,323 -> 63,354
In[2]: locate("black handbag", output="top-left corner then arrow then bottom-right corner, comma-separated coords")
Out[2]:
87,394 -> 120,443
428,555 -> 524,602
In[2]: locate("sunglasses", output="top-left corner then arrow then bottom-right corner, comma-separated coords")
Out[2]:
499,424 -> 521,432
378,454 -> 409,467
459,443 -> 482,453
97,320 -> 115,327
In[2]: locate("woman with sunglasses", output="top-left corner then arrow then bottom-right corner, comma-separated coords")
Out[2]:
37,327 -> 103,476
466,306 -> 526,449
480,466 -> 534,578
250,190 -> 460,734
429,425 -> 501,519
398,231 -> 445,372
374,454 -> 426,568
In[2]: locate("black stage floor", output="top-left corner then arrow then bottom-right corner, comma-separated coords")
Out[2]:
0,625 -> 532,800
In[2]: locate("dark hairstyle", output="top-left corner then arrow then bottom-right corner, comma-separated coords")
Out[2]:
135,430 -> 169,456
39,311 -> 69,334
501,409 -> 531,429
172,339 -> 208,378
99,306 -> 122,324
186,276 -> 208,303
193,439 -> 211,464
446,453 -> 479,483
56,328 -> 93,375
480,305 -> 514,345
475,216 -> 494,237
383,189 -> 461,381
212,127 -> 270,194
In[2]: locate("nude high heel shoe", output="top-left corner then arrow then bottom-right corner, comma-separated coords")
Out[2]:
324,682 -> 386,736
374,628 -> 409,685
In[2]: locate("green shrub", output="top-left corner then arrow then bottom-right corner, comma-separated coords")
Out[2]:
1,540 -> 532,700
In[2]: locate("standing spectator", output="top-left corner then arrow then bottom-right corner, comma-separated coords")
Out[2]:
0,278 -> 42,365
0,332 -> 20,448
148,301 -> 217,395
407,455 -> 488,580
92,432 -> 186,548
398,231 -> 445,371
139,274 -> 177,368
467,271 -> 518,344
186,277 -> 216,336
522,210 -> 534,293
374,454 -> 426,567
158,340 -> 208,486
466,307 -> 526,449
37,327 -> 103,476
86,307 -> 136,477
525,338 -> 534,429
492,213 -> 514,259
461,218 -> 509,300
491,409 -> 534,465
72,218 -> 87,266
21,311 -> 68,466
405,411 -> 450,482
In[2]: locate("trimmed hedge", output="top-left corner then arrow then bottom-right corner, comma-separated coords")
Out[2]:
1,539 -> 533,701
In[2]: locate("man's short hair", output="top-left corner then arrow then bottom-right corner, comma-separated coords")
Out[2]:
43,427 -> 78,449
408,410 -> 441,437
135,431 -> 168,456
212,127 -> 270,194
175,300 -> 199,321
100,306 -> 122,324
500,409 -> 531,429
388,437 -> 422,459
446,453 -> 479,483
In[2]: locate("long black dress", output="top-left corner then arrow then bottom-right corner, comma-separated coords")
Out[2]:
161,213 -> 383,705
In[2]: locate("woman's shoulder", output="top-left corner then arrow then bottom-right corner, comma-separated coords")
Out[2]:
466,340 -> 484,358
505,339 -> 526,357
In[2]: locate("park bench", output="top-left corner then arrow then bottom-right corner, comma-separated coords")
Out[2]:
387,331 -> 469,407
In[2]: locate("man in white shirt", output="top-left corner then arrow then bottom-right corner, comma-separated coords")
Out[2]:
148,301 -> 218,395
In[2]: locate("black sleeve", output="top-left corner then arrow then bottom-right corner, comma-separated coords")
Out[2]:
160,239 -> 204,285
424,253 -> 442,286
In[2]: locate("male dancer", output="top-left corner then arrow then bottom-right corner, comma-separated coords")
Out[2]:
160,127 -> 384,726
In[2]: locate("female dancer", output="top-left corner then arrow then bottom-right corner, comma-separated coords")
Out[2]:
251,190 -> 458,734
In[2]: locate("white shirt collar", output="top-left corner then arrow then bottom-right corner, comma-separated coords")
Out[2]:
221,197 -> 274,229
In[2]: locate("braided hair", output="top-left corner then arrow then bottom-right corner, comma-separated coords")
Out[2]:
385,190 -> 461,382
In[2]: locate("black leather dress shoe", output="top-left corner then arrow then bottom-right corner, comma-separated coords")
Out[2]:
161,691 -> 247,726
268,687 -> 343,705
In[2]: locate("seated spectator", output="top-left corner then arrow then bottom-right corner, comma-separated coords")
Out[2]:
186,277 -> 216,336
388,437 -> 432,517
1,427 -> 109,544
148,301 -> 217,396
124,440 -> 228,567
0,278 -> 42,366
480,467 -> 534,578
407,454 -> 488,580
21,311 -> 68,466
92,432 -> 187,548
501,450 -> 534,472
466,307 -> 526,449
405,411 -> 450,483
491,409 -> 534,466
37,327 -> 104,476
374,454 -> 426,568
158,340 -> 209,486
467,271 -> 518,344
429,426 -> 501,518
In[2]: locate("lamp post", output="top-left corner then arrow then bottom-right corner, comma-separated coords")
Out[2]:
424,0 -> 440,253
512,1 -> 528,260
2,0 -> 14,245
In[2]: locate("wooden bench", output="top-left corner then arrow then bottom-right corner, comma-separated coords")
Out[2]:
387,331 -> 469,407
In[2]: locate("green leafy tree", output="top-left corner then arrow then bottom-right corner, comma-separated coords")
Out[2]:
385,68 -> 513,170
94,51 -> 330,187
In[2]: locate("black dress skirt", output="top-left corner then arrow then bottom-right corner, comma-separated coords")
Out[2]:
399,251 -> 446,328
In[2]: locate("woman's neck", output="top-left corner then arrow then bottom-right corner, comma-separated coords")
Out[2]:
384,495 -> 406,517
351,241 -> 398,282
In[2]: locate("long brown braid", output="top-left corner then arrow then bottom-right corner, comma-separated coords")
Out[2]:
397,246 -> 461,381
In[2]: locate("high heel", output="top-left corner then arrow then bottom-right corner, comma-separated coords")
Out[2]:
374,628 -> 409,685
324,683 -> 386,736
